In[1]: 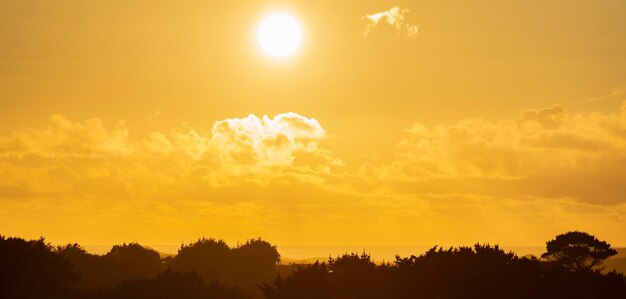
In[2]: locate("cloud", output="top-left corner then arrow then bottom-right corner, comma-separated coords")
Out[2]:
363,6 -> 419,38
0,112 -> 341,197
3,103 -> 626,205
2,108 -> 626,245
0,114 -> 131,158
210,112 -> 327,167
371,100 -> 626,205
4,105 -> 626,206
0,112 -> 332,165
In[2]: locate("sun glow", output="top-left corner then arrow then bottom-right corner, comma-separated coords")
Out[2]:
257,13 -> 303,58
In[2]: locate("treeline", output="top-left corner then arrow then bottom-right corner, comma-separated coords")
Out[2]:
1,232 -> 625,299
262,245 -> 625,299
1,237 -> 276,299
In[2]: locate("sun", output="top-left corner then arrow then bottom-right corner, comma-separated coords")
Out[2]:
257,13 -> 303,58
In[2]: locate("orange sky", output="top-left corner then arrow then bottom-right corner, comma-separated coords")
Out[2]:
1,0 -> 626,247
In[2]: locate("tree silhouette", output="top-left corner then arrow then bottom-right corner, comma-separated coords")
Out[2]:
90,269 -> 250,299
541,231 -> 617,272
169,238 -> 231,283
59,242 -> 161,289
0,236 -> 79,299
261,261 -> 332,299
104,243 -> 161,282
391,244 -> 544,299
57,243 -> 102,289
262,243 -> 626,299
231,238 -> 280,275
3,233 -> 625,299
231,238 -> 281,297
328,252 -> 387,299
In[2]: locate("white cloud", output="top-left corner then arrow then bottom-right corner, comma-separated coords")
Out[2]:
363,6 -> 419,38
210,112 -> 326,166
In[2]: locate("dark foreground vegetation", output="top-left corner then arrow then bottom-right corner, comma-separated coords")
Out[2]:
1,231 -> 624,299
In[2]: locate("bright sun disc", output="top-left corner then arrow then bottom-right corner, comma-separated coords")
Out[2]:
257,13 -> 302,57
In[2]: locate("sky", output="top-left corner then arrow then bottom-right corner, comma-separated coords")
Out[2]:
1,0 -> 626,248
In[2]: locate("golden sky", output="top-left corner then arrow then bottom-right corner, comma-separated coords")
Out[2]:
1,0 -> 626,247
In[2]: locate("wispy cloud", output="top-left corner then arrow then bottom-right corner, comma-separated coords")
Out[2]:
363,6 -> 419,38
588,88 -> 625,102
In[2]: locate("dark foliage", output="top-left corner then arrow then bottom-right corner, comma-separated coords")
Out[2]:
542,231 -> 618,272
1,232 -> 625,299
263,242 -> 626,299
85,269 -> 249,299
58,242 -> 162,289
169,238 -> 232,283
0,236 -> 79,299
260,261 -> 333,299
167,237 -> 280,297
230,238 -> 281,297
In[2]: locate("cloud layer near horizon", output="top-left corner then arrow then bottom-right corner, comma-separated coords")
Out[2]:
370,101 -> 626,205
1,103 -> 625,245
0,112 -> 340,200
2,103 -> 626,204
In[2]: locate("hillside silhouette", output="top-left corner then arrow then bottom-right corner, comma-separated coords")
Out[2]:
1,231 -> 625,299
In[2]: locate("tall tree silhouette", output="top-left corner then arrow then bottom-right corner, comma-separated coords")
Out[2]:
541,231 -> 617,271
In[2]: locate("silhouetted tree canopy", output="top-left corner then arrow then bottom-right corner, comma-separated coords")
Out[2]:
0,236 -> 78,299
328,252 -> 388,299
89,269 -> 250,299
232,238 -> 281,274
231,238 -> 281,297
169,238 -> 231,283
261,262 -> 332,299
1,233 -> 625,299
263,243 -> 626,299
58,242 -> 161,289
542,231 -> 618,272
104,243 -> 161,282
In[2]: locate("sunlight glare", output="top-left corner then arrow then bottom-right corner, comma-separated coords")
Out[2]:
257,13 -> 303,58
